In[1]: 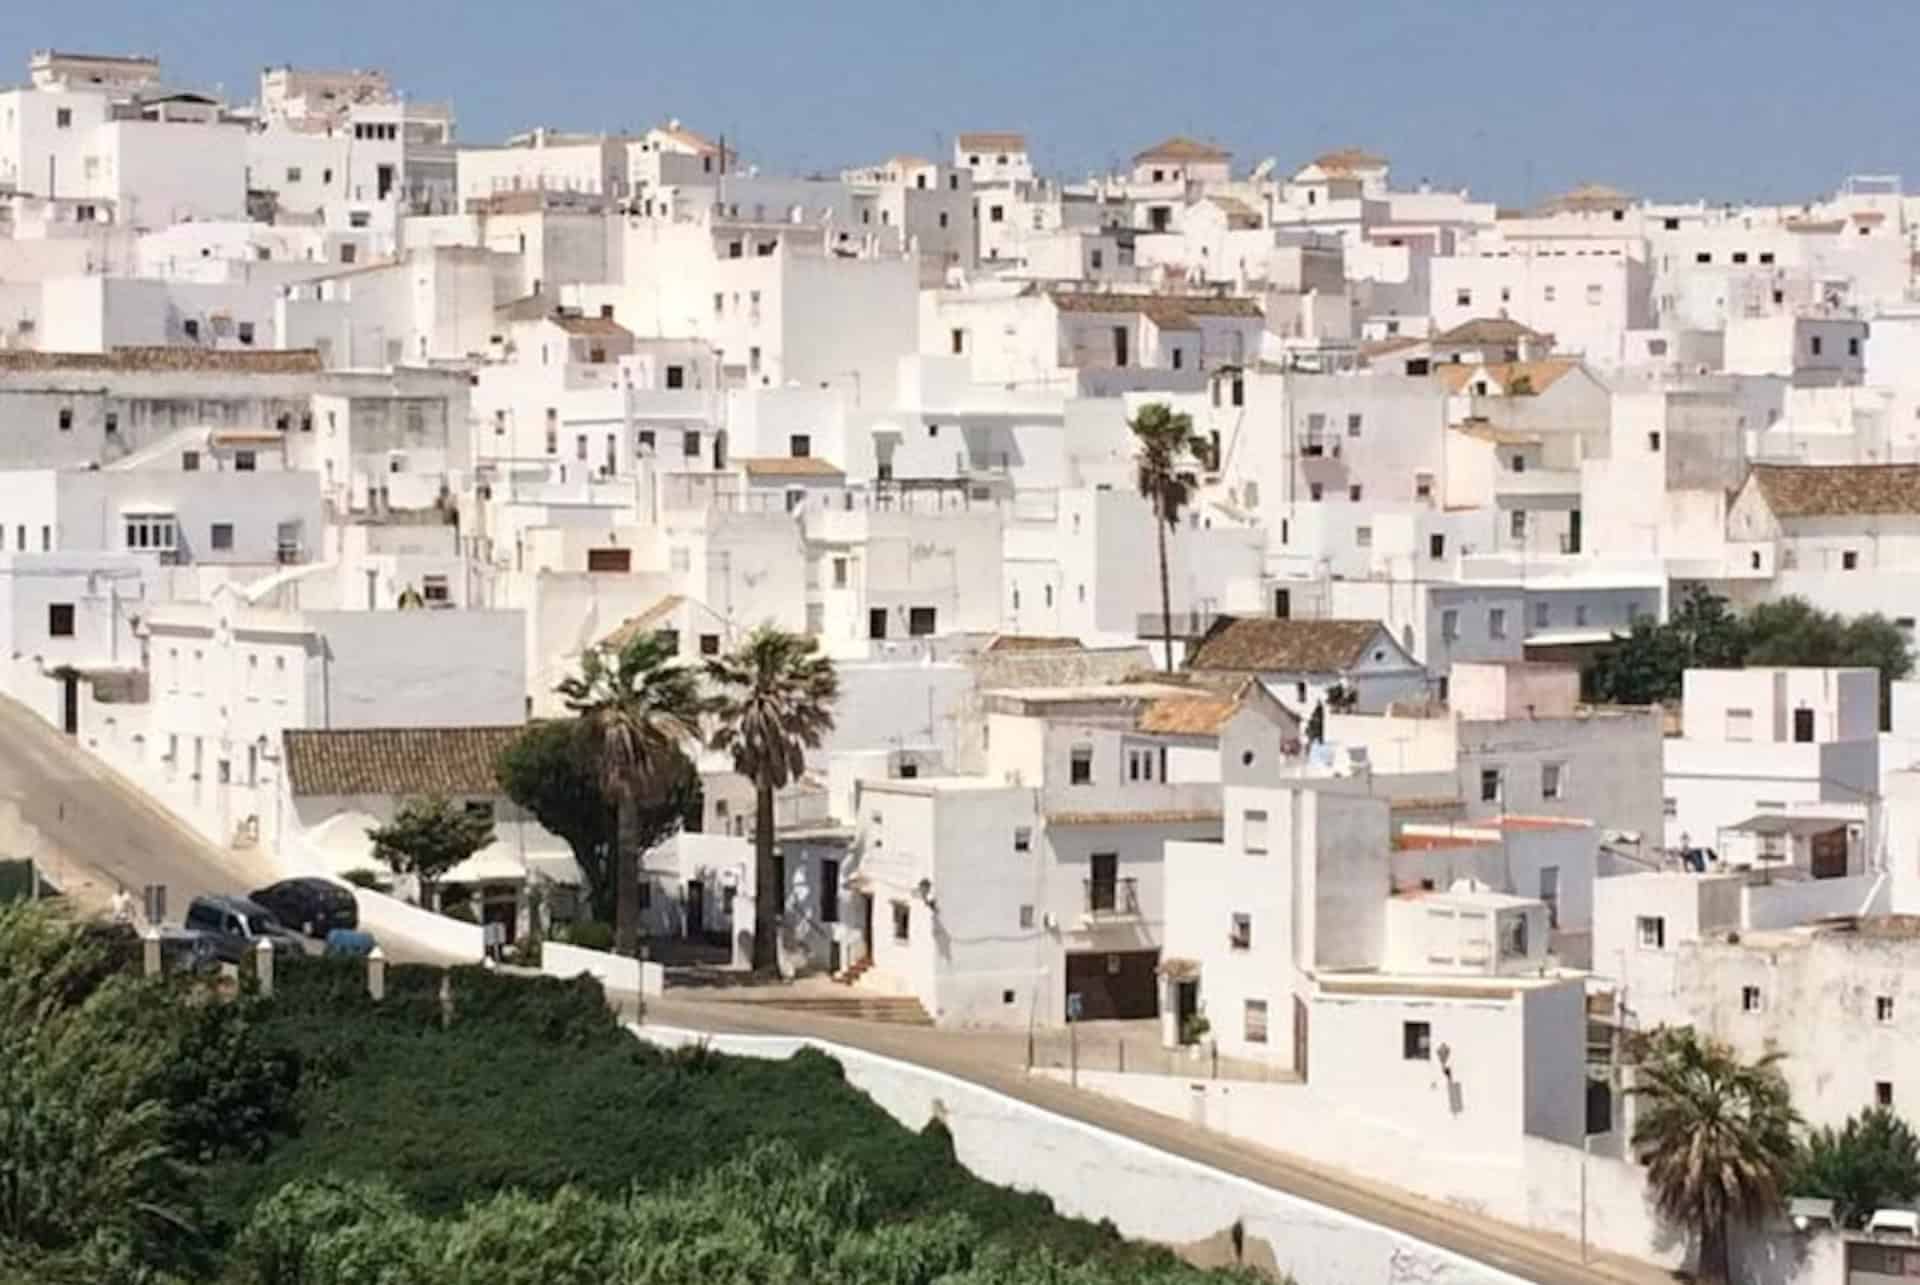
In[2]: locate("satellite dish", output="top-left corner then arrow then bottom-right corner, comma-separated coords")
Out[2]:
1251,157 -> 1277,182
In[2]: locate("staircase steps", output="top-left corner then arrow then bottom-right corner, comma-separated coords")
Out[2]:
709,993 -> 933,1026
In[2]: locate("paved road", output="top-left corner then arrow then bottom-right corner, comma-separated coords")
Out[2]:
0,693 -> 278,917
645,995 -> 1676,1285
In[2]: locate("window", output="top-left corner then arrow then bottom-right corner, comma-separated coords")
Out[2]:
1879,1082 -> 1895,1108
1647,431 -> 1661,452
182,450 -> 200,472
1489,608 -> 1507,640
1126,745 -> 1156,782
1541,762 -> 1565,801
1695,251 -> 1712,264
1480,767 -> 1503,804
422,575 -> 450,604
1309,483 -> 1324,501
1637,916 -> 1666,949
989,204 -> 1005,223
1430,533 -> 1446,560
1530,601 -> 1551,631
1014,827 -> 1032,852
1347,413 -> 1363,438
124,513 -> 178,552
1231,375 -> 1244,407
1349,484 -> 1363,502
892,901 -> 911,942
1663,796 -> 1678,818
1244,809 -> 1269,854
1455,288 -> 1472,308
1585,283 -> 1603,305
235,450 -> 257,472
210,523 -> 234,551
1069,745 -> 1093,785
831,557 -> 848,589
1843,550 -> 1859,571
1879,995 -> 1895,1023
1725,707 -> 1754,742
57,407 -> 72,432
1355,525 -> 1372,548
683,430 -> 701,458
1510,510 -> 1527,540
1441,608 -> 1460,643
1850,336 -> 1861,358
47,604 -> 74,638
55,107 -> 73,129
908,606 -> 937,637
1403,1021 -> 1432,1060
1737,985 -> 1761,1013
1229,913 -> 1252,950
1811,335 -> 1824,357
1244,999 -> 1269,1044
1019,905 -> 1034,929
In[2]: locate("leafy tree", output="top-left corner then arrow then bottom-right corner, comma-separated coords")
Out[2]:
1630,1026 -> 1799,1284
367,795 -> 497,910
1792,1106 -> 1920,1228
497,719 -> 700,926
706,626 -> 838,973
1745,597 -> 1913,727
557,635 -> 703,956
1130,402 -> 1199,673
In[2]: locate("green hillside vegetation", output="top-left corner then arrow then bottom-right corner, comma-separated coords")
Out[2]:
0,904 -> 1265,1284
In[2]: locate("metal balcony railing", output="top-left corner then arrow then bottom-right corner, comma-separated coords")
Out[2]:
1085,876 -> 1140,917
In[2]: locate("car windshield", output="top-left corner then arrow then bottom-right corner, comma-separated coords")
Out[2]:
243,914 -> 274,935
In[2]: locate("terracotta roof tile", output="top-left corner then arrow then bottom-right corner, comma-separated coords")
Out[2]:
1049,291 -> 1262,330
1434,318 -> 1550,346
0,347 -> 324,375
1435,358 -> 1579,395
739,456 -> 845,478
601,594 -> 687,650
984,635 -> 1085,653
1310,148 -> 1389,173
1749,463 -> 1920,518
1188,617 -> 1387,673
1134,136 -> 1231,163
1137,694 -> 1239,736
283,726 -> 524,797
957,132 -> 1027,153
551,314 -> 633,339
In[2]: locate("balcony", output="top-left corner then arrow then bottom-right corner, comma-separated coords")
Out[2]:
1084,877 -> 1140,919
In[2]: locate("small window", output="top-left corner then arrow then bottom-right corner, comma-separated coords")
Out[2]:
1229,913 -> 1252,950
1489,608 -> 1507,640
1244,809 -> 1269,854
891,901 -> 911,942
1347,413 -> 1363,437
1879,995 -> 1895,1023
1018,905 -> 1034,930
1244,999 -> 1269,1044
1742,985 -> 1763,1013
1638,916 -> 1666,949
789,434 -> 811,458
990,205 -> 1005,223
57,407 -> 72,432
47,604 -> 75,638
1441,609 -> 1460,643
1069,745 -> 1093,785
1541,762 -> 1564,801
182,450 -> 200,472
908,607 -> 937,637
665,365 -> 686,390
421,575 -> 450,604
1843,550 -> 1859,571
1403,1021 -> 1432,1060
1480,767 -> 1503,803
1429,533 -> 1446,559
1879,1082 -> 1895,1108
210,523 -> 234,551
235,451 -> 257,472
700,633 -> 721,656
1725,708 -> 1754,742
1533,601 -> 1550,629
1647,431 -> 1661,452
1510,510 -> 1527,540
1811,335 -> 1824,357
1014,827 -> 1032,852
1349,484 -> 1363,502
55,107 -> 72,129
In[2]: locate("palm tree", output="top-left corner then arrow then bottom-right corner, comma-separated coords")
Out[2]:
705,625 -> 838,974
1630,1026 -> 1800,1284
1130,402 -> 1198,672
557,634 -> 703,956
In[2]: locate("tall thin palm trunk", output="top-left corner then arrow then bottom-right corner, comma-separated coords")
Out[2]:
614,794 -> 640,955
752,781 -> 778,972
1155,513 -> 1175,672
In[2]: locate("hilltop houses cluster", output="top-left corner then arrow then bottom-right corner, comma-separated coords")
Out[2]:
11,49 -> 1920,1259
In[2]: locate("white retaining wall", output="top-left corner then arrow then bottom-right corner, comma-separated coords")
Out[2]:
352,886 -> 484,960
633,1023 -> 1529,1285
542,941 -> 663,996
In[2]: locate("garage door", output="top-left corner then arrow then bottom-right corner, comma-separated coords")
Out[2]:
1064,949 -> 1160,1021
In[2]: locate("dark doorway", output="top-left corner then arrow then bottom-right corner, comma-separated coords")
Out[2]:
1112,325 -> 1130,368
1176,980 -> 1199,1040
1273,588 -> 1291,619
868,608 -> 888,640
1793,707 -> 1815,744
1064,949 -> 1159,1021
685,880 -> 704,938
1088,851 -> 1119,912
376,164 -> 395,200
1567,509 -> 1583,554
862,894 -> 875,964
1293,996 -> 1310,1080
60,672 -> 77,735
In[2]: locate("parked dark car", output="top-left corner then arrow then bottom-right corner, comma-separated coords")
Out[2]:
182,894 -> 303,964
248,878 -> 359,938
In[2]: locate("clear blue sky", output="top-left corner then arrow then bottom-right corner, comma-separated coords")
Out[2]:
3,0 -> 1914,205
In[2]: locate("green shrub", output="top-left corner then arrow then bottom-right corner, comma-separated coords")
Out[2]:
339,868 -> 386,891
565,920 -> 613,951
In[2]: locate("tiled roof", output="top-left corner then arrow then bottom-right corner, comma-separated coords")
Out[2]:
0,347 -> 324,375
983,635 -> 1085,653
1749,463 -> 1920,519
1049,291 -> 1262,330
283,726 -> 524,797
1188,617 -> 1385,673
1310,148 -> 1389,173
1539,183 -> 1634,212
601,594 -> 686,650
957,132 -> 1027,152
1435,358 -> 1580,395
1137,694 -> 1239,736
1433,318 -> 1550,346
1134,136 -> 1231,163
739,456 -> 845,478
551,314 -> 633,339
